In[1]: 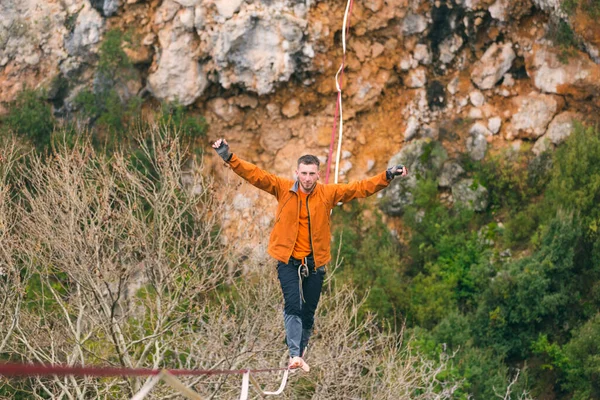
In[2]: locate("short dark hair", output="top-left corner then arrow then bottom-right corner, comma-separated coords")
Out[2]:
297,154 -> 320,168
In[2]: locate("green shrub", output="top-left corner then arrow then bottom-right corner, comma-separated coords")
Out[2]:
1,89 -> 56,150
97,29 -> 134,79
464,148 -> 548,212
331,202 -> 407,323
546,19 -> 579,63
561,0 -> 600,17
546,123 -> 600,236
74,29 -> 141,146
563,313 -> 600,399
562,0 -> 578,14
503,204 -> 541,248
473,213 -> 587,359
158,102 -> 208,141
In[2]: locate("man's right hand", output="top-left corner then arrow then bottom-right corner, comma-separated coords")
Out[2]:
212,138 -> 232,162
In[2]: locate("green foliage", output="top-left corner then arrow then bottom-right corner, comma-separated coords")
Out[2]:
158,102 -> 208,141
546,123 -> 600,236
74,29 -> 141,146
331,202 -> 407,323
474,214 -> 589,359
1,89 -> 56,150
462,149 -> 551,248
387,122 -> 600,397
404,179 -> 477,266
25,271 -> 71,320
563,313 -> 600,399
562,0 -> 578,14
546,19 -> 579,63
532,334 -> 571,373
503,204 -> 542,248
97,29 -> 134,79
401,178 -> 496,327
464,148 -> 549,212
561,0 -> 600,17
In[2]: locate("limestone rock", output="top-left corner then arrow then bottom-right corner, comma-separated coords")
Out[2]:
526,44 -> 600,98
452,178 -> 489,212
467,133 -> 487,160
404,116 -> 419,141
214,0 -> 243,18
447,77 -> 460,95
65,6 -> 105,57
471,43 -> 516,90
489,0 -> 509,21
0,0 -> 71,99
509,92 -> 559,139
439,35 -> 464,64
172,0 -> 200,7
470,122 -> 493,137
154,0 -> 181,25
488,116 -> 502,134
469,108 -> 484,120
380,140 -> 447,216
207,98 -> 244,125
232,95 -> 258,109
282,98 -> 301,118
421,124 -> 439,140
413,44 -> 432,65
399,55 -> 417,71
260,127 -> 292,153
532,136 -> 552,156
208,4 -> 308,95
502,73 -> 515,87
90,0 -> 120,17
404,67 -> 427,88
439,161 -> 465,188
402,13 -> 428,35
530,0 -> 563,13
266,103 -> 281,119
469,90 -> 485,107
546,112 -> 579,145
147,25 -> 207,105
339,160 -> 353,176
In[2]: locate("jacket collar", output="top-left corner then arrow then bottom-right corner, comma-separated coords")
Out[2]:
291,180 -> 299,193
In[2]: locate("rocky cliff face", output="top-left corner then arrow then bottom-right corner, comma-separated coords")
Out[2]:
1,0 -> 599,253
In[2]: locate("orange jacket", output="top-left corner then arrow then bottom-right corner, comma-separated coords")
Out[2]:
228,154 -> 391,267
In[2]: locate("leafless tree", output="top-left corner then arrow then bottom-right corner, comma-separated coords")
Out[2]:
0,137 -> 31,356
494,369 -> 533,400
3,127 -> 233,398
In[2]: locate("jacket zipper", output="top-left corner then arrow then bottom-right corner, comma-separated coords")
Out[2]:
306,195 -> 315,268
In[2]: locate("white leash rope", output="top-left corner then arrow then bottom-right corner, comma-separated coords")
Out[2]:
241,369 -> 291,399
130,368 -> 291,400
260,370 -> 290,395
333,0 -> 353,184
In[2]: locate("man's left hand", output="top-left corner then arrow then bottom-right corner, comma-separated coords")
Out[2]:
386,165 -> 408,180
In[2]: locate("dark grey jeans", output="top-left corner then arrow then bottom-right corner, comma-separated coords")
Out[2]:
277,254 -> 326,358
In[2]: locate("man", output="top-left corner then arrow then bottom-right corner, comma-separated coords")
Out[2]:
212,138 -> 407,371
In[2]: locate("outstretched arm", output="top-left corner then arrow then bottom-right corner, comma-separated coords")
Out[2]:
329,164 -> 409,204
212,138 -> 289,198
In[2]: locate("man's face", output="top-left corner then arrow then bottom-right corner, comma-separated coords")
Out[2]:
296,163 -> 320,193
